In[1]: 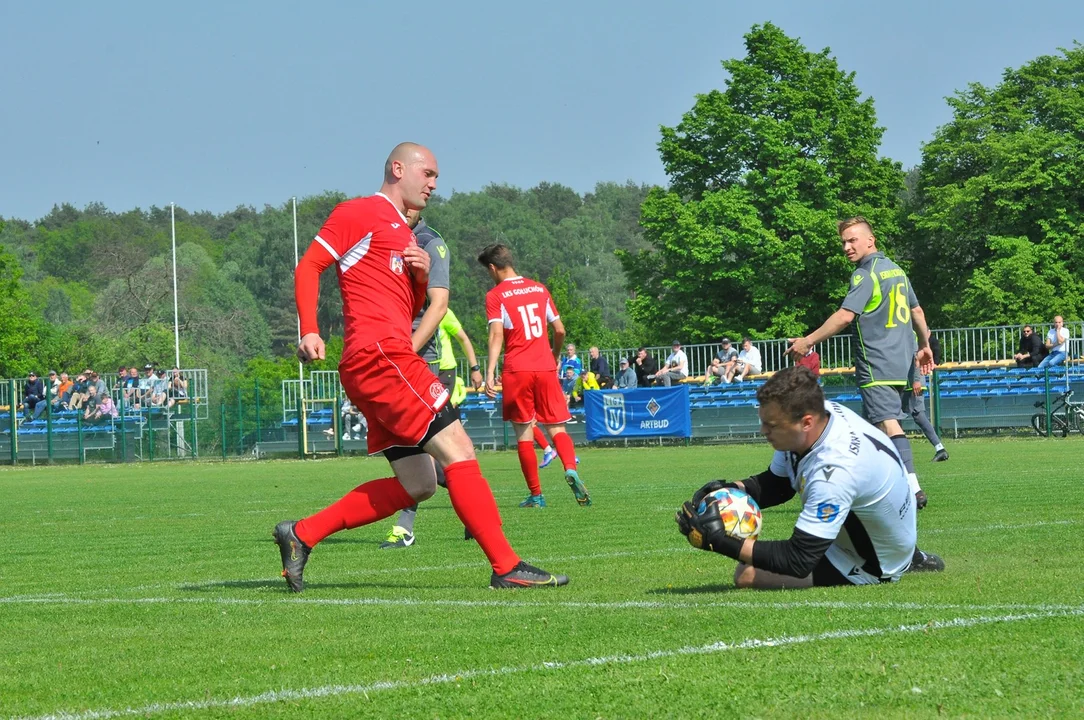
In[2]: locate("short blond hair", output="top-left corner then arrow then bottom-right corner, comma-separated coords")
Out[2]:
838,216 -> 873,237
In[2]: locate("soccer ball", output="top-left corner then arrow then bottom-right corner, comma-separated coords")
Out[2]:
697,488 -> 762,539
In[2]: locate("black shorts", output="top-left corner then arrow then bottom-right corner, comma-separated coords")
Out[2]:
382,401 -> 459,462
811,555 -> 854,587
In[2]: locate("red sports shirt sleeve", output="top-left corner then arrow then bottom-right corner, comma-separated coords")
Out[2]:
295,242 -> 335,337
486,290 -> 505,326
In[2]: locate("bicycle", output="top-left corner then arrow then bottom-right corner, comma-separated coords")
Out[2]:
1031,390 -> 1084,437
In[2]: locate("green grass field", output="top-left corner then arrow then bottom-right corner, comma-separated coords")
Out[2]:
2,438 -> 1083,719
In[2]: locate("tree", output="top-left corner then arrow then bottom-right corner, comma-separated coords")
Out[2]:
0,244 -> 40,376
623,23 -> 903,344
901,43 -> 1084,325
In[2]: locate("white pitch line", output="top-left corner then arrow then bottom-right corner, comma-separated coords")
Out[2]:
923,519 -> 1076,534
2,593 -> 1081,615
11,607 -> 1083,720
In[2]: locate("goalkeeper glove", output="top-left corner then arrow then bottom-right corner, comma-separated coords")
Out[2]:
690,480 -> 742,509
675,500 -> 743,558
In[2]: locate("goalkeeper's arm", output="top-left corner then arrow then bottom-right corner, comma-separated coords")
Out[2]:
736,469 -> 795,509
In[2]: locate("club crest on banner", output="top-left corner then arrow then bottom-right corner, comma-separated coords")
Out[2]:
603,393 -> 626,435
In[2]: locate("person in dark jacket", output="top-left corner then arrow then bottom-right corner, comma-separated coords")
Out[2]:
1013,325 -> 1046,368
633,346 -> 658,388
23,372 -> 46,420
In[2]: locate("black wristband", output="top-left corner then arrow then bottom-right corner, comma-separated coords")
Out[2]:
470,365 -> 481,372
707,532 -> 744,560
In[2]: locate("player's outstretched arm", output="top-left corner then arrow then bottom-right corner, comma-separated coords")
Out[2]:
550,317 -> 566,366
787,309 -> 855,358
295,242 -> 335,362
485,321 -> 504,398
456,329 -> 484,389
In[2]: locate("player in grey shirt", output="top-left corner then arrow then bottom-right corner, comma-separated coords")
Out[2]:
787,217 -> 934,509
382,211 -> 451,549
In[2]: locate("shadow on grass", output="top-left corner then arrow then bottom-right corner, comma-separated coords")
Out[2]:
646,583 -> 739,595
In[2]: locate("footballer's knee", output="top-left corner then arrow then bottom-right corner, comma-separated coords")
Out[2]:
734,563 -> 757,589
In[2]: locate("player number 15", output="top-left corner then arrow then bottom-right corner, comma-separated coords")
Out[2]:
517,303 -> 544,340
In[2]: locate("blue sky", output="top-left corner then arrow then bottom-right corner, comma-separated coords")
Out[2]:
2,1 -> 1081,221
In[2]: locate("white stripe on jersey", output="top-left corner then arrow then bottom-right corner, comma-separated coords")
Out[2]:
339,233 -> 373,274
315,235 -> 340,260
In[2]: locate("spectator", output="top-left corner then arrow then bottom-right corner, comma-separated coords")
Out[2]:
69,374 -> 90,410
616,357 -> 637,388
86,387 -> 118,422
341,397 -> 366,440
654,340 -> 689,387
1013,325 -> 1044,368
588,346 -> 611,385
121,367 -> 141,407
22,372 -> 46,421
633,346 -> 658,388
560,366 -> 577,402
726,337 -> 763,383
151,369 -> 170,407
571,370 -> 601,404
89,371 -> 108,404
56,372 -> 74,410
138,364 -> 156,406
1037,316 -> 1071,370
559,344 -> 583,380
928,334 -> 943,366
166,367 -> 188,409
46,371 -> 60,407
706,337 -> 739,386
796,348 -> 821,378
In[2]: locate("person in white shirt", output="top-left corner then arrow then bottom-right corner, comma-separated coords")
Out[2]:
725,337 -> 763,383
653,340 -> 689,387
1036,315 -> 1071,370
676,365 -> 944,588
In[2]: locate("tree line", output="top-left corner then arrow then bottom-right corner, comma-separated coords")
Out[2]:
1,22 -> 1081,401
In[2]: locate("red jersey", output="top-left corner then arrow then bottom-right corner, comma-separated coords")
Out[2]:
298,193 -> 427,362
485,276 -> 560,373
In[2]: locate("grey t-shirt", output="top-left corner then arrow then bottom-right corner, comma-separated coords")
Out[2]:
409,218 -> 450,363
715,346 -> 738,364
840,252 -> 919,386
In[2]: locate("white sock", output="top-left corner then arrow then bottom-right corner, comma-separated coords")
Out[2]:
934,443 -> 944,452
907,472 -> 922,494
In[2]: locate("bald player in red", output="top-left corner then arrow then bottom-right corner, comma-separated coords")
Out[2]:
274,143 -> 568,590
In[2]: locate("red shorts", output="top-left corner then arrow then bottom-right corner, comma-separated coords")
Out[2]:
339,338 -> 449,455
501,370 -> 571,425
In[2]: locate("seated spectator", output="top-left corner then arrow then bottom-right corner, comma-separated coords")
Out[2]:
616,357 -> 637,388
166,368 -> 188,409
796,347 -> 821,377
588,346 -> 612,386
725,337 -> 763,383
138,363 -> 156,406
633,346 -> 658,387
121,367 -> 141,407
1037,315 -> 1071,370
69,374 -> 90,410
1014,325 -> 1046,368
151,369 -> 170,407
86,388 -> 118,423
706,337 -> 738,386
82,386 -> 99,421
22,371 -> 46,421
653,340 -> 689,387
571,370 -> 600,404
559,344 -> 583,380
560,366 -> 577,402
56,372 -> 74,410
89,371 -> 108,403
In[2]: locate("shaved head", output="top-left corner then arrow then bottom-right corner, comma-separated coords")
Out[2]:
384,142 -> 428,183
380,142 -> 438,212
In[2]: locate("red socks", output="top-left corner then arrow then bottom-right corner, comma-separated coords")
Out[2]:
444,460 -> 519,575
517,441 -> 542,496
553,431 -> 577,471
294,477 -> 415,547
533,425 -> 551,450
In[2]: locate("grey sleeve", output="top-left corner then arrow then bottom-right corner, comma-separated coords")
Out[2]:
906,282 -> 919,309
426,239 -> 450,291
840,269 -> 873,314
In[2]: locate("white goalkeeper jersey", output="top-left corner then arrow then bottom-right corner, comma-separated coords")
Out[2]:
769,401 -> 917,582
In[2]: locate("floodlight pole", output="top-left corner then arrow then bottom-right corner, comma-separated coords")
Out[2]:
293,196 -> 303,382
171,202 -> 181,368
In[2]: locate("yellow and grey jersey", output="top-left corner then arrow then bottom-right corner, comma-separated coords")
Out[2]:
841,252 -> 919,386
